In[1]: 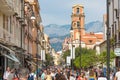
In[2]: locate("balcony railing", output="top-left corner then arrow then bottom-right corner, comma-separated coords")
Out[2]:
0,27 -> 21,47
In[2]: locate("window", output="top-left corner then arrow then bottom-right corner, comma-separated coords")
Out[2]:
89,40 -> 92,43
77,21 -> 80,28
76,8 -> 79,14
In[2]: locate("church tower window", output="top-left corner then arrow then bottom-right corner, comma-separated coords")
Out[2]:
76,8 -> 80,14
77,21 -> 80,28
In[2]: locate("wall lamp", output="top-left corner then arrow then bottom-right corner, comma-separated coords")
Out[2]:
31,12 -> 36,20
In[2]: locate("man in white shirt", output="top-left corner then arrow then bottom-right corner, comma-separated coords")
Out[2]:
98,72 -> 107,80
3,67 -> 10,80
114,67 -> 120,80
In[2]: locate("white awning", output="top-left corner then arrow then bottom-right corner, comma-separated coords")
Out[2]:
1,53 -> 20,63
0,44 -> 20,63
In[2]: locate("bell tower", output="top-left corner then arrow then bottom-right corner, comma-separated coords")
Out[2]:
70,4 -> 85,41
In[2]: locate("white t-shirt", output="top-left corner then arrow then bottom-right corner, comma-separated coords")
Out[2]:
70,76 -> 76,80
98,77 -> 107,80
115,71 -> 120,80
3,71 -> 10,79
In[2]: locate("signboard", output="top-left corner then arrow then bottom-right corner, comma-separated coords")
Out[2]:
114,48 -> 120,56
66,56 -> 71,66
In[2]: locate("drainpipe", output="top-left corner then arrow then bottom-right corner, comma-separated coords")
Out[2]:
21,0 -> 24,67
106,0 -> 110,80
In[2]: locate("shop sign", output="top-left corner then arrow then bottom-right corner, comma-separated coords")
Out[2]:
114,48 -> 120,56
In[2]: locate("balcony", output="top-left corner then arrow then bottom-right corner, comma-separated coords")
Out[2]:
0,0 -> 15,15
0,27 -> 21,47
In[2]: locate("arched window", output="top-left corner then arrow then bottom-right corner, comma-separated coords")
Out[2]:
76,8 -> 79,14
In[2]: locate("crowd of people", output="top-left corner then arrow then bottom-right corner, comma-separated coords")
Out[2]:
2,66 -> 120,80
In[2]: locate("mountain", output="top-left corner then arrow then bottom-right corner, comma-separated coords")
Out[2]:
44,21 -> 103,51
85,21 -> 103,33
44,24 -> 70,37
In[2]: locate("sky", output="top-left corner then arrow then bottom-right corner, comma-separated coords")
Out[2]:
38,0 -> 106,26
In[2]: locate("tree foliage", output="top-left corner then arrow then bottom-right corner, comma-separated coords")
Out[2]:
98,50 -> 116,65
45,53 -> 53,66
62,50 -> 70,62
74,48 -> 97,68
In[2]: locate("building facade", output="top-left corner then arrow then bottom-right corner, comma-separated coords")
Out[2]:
0,0 -> 51,79
0,0 -> 25,78
63,4 -> 104,52
108,0 -> 120,67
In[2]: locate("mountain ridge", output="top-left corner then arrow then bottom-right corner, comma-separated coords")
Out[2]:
44,21 -> 103,51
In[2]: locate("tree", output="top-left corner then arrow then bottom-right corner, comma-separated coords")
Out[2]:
74,48 -> 97,68
98,50 -> 116,66
62,50 -> 70,62
45,53 -> 53,66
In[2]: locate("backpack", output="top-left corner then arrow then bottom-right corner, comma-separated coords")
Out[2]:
28,75 -> 34,80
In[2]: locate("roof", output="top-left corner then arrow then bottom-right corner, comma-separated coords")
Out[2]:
72,4 -> 84,8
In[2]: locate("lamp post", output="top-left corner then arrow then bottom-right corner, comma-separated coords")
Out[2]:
70,21 -> 82,71
106,0 -> 110,80
78,17 -> 82,74
31,11 -> 39,80
79,29 -> 81,74
42,39 -> 45,67
70,28 -> 74,70
36,29 -> 39,80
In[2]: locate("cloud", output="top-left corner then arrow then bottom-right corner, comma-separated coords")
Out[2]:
39,0 -> 106,25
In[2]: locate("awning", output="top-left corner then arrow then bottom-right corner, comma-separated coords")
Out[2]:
0,44 -> 20,63
27,60 -> 37,65
26,60 -> 41,68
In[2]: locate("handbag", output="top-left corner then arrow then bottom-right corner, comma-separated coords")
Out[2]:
13,73 -> 19,80
13,77 -> 19,80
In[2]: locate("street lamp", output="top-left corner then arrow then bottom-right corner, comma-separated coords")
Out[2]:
31,10 -> 39,80
78,16 -> 82,74
41,39 -> 45,67
106,0 -> 110,80
70,26 -> 74,70
79,29 -> 81,74
70,21 -> 82,72
31,12 -> 36,20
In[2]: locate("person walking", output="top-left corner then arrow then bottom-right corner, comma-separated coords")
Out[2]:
55,68 -> 67,80
97,72 -> 107,80
3,67 -> 11,80
89,69 -> 96,80
114,67 -> 120,80
41,69 -> 47,80
7,68 -> 15,80
46,71 -> 52,80
19,68 -> 29,80
77,72 -> 87,80
28,69 -> 36,80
